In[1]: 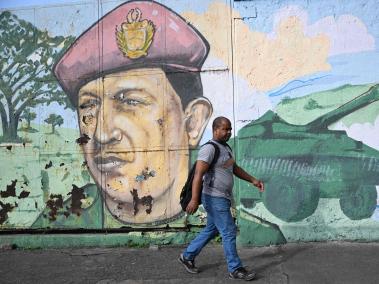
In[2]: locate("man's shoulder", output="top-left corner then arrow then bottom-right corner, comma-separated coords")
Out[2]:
205,140 -> 232,152
198,140 -> 218,155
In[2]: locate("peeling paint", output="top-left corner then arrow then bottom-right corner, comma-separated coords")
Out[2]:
76,134 -> 91,145
45,161 -> 53,169
135,168 -> 156,182
1,180 -> 17,198
68,184 -> 85,216
82,114 -> 94,125
45,194 -> 64,221
0,201 -> 16,224
130,189 -> 153,215
18,190 -> 30,199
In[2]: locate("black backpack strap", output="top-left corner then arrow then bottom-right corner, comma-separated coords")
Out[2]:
202,141 -> 220,170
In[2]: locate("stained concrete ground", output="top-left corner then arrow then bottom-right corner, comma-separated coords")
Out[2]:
1,242 -> 378,283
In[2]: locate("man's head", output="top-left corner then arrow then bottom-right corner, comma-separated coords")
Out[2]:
53,1 -> 212,224
212,116 -> 232,143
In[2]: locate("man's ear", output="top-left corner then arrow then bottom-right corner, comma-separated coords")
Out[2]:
184,97 -> 213,148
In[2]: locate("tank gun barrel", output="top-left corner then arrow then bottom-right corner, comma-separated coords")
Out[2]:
308,84 -> 379,129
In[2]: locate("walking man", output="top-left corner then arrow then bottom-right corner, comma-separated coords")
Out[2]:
179,116 -> 264,281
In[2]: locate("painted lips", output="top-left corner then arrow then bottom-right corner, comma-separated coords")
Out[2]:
94,156 -> 126,172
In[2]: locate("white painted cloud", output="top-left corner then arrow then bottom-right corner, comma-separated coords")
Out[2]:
307,15 -> 375,56
330,114 -> 379,150
273,5 -> 375,56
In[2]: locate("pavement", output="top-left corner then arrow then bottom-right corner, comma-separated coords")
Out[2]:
1,241 -> 379,283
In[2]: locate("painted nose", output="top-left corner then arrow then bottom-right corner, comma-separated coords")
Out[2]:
94,104 -> 122,145
94,127 -> 122,145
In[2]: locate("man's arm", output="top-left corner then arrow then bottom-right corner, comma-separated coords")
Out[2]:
233,164 -> 264,192
186,160 -> 210,214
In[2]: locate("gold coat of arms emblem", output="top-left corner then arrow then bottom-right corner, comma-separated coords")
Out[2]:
116,8 -> 155,59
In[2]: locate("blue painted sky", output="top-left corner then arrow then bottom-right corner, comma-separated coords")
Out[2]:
1,0 -> 378,128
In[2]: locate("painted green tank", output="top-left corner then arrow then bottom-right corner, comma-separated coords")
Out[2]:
236,84 -> 379,222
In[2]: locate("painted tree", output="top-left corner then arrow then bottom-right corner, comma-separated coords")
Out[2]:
20,108 -> 36,129
0,11 -> 75,142
304,98 -> 322,110
44,114 -> 63,134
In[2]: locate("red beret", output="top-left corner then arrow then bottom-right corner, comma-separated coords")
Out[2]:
53,0 -> 209,104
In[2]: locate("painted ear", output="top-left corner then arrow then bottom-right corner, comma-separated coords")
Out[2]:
184,97 -> 212,148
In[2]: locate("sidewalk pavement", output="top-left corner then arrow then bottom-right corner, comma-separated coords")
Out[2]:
1,241 -> 378,283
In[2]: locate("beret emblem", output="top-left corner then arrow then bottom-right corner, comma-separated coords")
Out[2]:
115,8 -> 155,59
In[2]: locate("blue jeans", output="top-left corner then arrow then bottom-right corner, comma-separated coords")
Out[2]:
183,194 -> 242,273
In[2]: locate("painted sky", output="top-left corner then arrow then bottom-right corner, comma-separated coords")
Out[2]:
3,0 -> 378,98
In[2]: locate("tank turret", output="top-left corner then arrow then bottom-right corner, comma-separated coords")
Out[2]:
236,84 -> 379,222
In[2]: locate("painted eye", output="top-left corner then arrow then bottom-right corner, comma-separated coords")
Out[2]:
126,98 -> 142,106
79,99 -> 99,109
114,92 -> 144,106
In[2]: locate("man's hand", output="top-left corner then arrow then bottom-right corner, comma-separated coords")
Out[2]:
253,179 -> 264,192
186,199 -> 199,214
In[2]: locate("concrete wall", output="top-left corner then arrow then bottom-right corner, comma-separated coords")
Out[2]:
1,0 -> 379,248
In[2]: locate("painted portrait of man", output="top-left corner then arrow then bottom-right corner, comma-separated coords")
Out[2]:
41,0 -> 212,226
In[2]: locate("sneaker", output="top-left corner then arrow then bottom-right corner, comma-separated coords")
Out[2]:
178,253 -> 199,274
229,267 -> 256,281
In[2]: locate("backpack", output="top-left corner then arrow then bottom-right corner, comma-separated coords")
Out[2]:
179,141 -> 220,212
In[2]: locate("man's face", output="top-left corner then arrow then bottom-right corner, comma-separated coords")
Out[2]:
214,119 -> 232,142
77,68 -> 188,207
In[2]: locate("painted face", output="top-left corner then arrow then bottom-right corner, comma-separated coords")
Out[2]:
78,68 -> 189,218
214,119 -> 232,142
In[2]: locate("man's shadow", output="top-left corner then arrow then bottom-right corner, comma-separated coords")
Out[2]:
199,244 -> 312,280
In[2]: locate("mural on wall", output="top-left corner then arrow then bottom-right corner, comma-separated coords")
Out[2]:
1,0 -> 379,245
237,85 -> 379,220
49,0 -> 214,226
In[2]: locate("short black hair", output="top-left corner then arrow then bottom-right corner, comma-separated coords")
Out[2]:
212,116 -> 230,131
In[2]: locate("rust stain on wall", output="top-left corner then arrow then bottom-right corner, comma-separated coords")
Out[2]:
45,194 -> 63,221
68,184 -> 85,216
130,189 -> 153,215
1,180 -> 17,198
18,191 -> 30,199
0,201 -> 16,224
43,185 -> 88,221
76,134 -> 90,145
82,114 -> 94,125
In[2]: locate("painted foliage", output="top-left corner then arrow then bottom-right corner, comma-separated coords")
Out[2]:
0,0 -> 379,245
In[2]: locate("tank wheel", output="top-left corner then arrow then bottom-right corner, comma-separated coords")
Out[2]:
263,176 -> 320,222
339,184 -> 377,220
